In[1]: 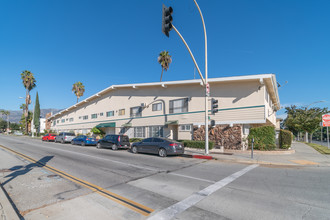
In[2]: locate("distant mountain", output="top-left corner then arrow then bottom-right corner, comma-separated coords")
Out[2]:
0,109 -> 62,123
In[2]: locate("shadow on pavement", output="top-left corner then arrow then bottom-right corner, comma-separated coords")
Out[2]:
2,156 -> 54,186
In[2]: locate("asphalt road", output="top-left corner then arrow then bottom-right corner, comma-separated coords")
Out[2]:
1,135 -> 330,220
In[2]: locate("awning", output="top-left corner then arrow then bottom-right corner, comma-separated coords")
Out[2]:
122,123 -> 132,127
95,122 -> 116,128
165,120 -> 178,125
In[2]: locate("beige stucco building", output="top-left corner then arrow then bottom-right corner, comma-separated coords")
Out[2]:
49,74 -> 280,150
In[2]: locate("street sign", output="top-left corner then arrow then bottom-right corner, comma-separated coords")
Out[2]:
322,114 -> 330,127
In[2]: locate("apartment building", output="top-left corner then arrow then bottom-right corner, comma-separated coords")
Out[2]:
49,74 -> 280,149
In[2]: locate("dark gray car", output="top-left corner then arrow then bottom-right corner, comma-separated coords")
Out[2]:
131,137 -> 184,157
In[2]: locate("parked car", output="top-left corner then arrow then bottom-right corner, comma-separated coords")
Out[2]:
96,134 -> 130,150
42,133 -> 57,142
55,132 -> 76,144
131,137 -> 184,157
71,135 -> 97,146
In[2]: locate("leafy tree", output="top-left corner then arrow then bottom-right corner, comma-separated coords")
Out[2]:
0,110 -> 10,133
284,105 -> 328,142
20,111 -> 33,134
21,70 -> 36,134
0,119 -> 7,131
158,51 -> 172,82
72,81 -> 85,103
10,123 -> 21,131
33,92 -> 40,135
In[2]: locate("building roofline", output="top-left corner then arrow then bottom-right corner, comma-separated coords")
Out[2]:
49,73 -> 279,120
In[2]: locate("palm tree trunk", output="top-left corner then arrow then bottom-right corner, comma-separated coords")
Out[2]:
77,97 -> 78,103
160,68 -> 164,82
25,89 -> 29,135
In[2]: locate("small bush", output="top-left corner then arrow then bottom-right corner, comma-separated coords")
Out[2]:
279,129 -> 292,149
181,140 -> 214,150
248,126 -> 276,150
130,138 -> 143,143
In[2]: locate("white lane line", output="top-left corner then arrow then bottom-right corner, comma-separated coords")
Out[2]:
148,164 -> 259,220
168,173 -> 216,184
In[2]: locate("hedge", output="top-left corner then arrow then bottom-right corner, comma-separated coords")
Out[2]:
248,126 -> 276,150
130,138 -> 143,143
279,129 -> 292,149
180,140 -> 214,150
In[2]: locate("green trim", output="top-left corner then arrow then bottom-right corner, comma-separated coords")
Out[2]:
95,122 -> 116,128
54,105 -> 265,127
165,120 -> 178,125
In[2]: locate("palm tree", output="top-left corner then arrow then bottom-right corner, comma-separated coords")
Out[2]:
158,51 -> 172,82
21,70 -> 36,134
0,110 -> 10,133
72,81 -> 85,103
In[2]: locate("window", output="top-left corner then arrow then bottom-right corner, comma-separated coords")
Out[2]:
152,103 -> 162,111
83,115 -> 88,120
169,98 -> 188,113
180,124 -> 191,131
91,114 -> 97,119
53,121 -> 56,126
57,120 -> 59,123
106,111 -> 114,117
66,118 -> 68,121
119,109 -> 125,116
69,118 -> 74,122
149,126 -> 163,137
142,138 -> 153,143
61,119 -> 65,123
100,112 -> 104,116
134,127 -> 145,138
79,116 -> 82,119
130,106 -> 142,118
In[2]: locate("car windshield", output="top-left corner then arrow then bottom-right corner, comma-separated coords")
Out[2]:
66,133 -> 75,136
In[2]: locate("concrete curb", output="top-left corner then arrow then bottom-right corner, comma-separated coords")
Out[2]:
0,184 -> 20,220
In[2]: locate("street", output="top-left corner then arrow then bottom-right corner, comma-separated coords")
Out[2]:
1,135 -> 330,220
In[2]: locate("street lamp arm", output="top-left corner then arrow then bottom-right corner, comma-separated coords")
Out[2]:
172,25 -> 205,85
193,0 -> 207,80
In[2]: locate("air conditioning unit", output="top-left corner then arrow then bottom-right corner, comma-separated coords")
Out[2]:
141,103 -> 146,107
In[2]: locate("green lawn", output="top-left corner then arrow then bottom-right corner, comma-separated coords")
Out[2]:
307,143 -> 330,154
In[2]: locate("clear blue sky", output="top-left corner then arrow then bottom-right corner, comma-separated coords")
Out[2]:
0,0 -> 329,118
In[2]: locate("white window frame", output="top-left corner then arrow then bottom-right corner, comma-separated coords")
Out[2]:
149,126 -> 164,137
134,127 -> 145,138
119,109 -> 125,116
91,113 -> 97,119
152,103 -> 162,111
180,124 -> 192,131
106,111 -> 114,117
169,98 -> 188,114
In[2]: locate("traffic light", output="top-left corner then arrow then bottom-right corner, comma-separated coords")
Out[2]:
211,98 -> 218,115
162,4 -> 173,37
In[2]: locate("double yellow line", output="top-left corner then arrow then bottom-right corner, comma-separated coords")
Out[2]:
0,145 -> 154,216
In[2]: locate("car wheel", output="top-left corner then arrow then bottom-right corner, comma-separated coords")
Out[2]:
61,139 -> 64,144
132,146 -> 138,154
71,141 -> 74,145
112,144 -> 118,150
97,143 -> 101,149
82,142 -> 86,147
158,148 -> 167,157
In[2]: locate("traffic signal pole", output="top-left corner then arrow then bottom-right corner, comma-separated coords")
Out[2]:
163,1 -> 210,155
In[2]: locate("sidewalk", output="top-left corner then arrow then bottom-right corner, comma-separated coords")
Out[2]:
185,142 -> 330,167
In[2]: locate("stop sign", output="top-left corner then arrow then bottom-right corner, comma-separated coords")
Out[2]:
322,114 -> 330,127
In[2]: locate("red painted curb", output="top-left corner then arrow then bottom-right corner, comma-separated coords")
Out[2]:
192,155 -> 213,160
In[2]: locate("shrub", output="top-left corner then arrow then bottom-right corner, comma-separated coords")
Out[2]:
279,129 -> 292,149
181,140 -> 214,150
91,127 -> 105,135
248,126 -> 276,150
130,138 -> 143,143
